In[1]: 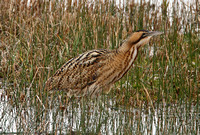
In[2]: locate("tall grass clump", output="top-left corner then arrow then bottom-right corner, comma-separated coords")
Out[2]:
1,0 -> 199,104
0,0 -> 199,106
0,0 -> 199,134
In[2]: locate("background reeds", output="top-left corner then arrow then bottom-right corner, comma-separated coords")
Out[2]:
0,0 -> 199,134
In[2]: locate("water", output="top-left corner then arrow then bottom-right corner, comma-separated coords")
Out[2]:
0,91 -> 199,134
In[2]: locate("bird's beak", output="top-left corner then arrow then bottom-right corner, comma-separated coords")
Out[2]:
146,31 -> 163,37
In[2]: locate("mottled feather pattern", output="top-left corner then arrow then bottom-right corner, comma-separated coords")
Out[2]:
45,47 -> 137,97
45,30 -> 163,98
45,49 -> 114,97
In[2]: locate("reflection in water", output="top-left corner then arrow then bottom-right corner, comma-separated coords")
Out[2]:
0,91 -> 199,134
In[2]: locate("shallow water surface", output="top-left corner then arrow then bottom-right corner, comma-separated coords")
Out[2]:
0,90 -> 199,134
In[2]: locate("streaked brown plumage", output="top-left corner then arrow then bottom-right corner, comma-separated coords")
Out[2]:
45,30 -> 163,98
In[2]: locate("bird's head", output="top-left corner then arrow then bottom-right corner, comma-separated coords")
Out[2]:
127,30 -> 163,48
119,30 -> 163,53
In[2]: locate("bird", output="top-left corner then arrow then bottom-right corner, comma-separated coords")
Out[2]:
45,30 -> 163,98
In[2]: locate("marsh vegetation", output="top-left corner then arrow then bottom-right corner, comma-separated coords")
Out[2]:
0,0 -> 199,134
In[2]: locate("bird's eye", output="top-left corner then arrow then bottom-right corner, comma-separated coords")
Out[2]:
142,33 -> 146,38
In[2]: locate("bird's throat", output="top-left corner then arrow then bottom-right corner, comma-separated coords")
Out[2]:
123,46 -> 138,72
113,46 -> 138,82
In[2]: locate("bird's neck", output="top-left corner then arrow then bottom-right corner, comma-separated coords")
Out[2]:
121,45 -> 138,69
117,41 -> 139,64
118,42 -> 132,53
112,44 -> 138,81
111,46 -> 138,82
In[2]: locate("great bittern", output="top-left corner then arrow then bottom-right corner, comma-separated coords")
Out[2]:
45,30 -> 163,98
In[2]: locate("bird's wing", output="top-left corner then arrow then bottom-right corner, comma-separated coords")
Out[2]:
45,49 -> 109,92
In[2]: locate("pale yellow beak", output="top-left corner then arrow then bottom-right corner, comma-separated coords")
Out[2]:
146,31 -> 163,37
